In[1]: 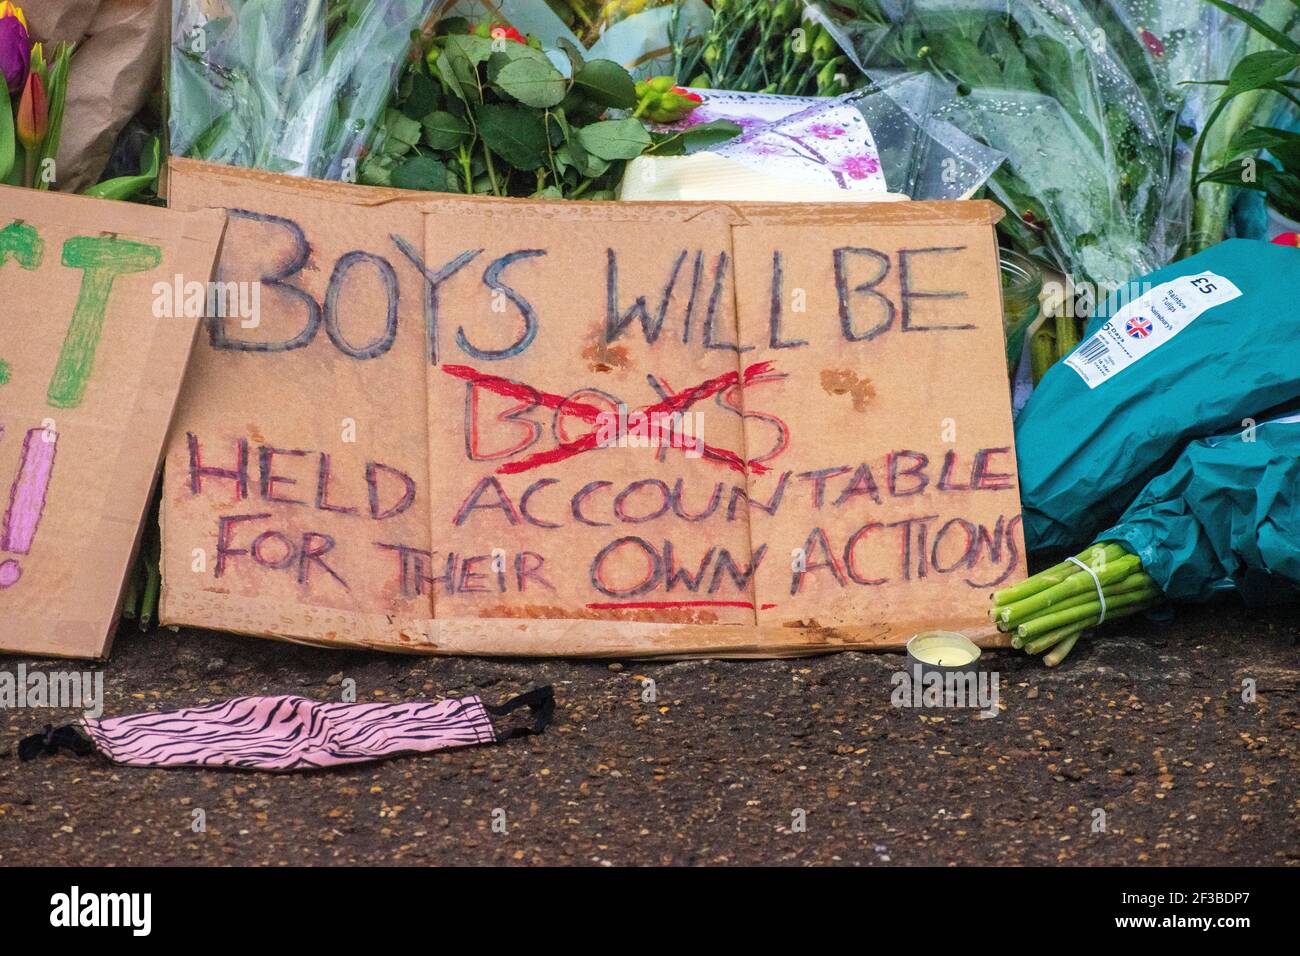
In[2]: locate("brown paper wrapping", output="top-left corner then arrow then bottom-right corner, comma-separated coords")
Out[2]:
25,0 -> 167,194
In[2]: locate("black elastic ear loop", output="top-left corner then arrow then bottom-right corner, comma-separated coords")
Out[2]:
486,686 -> 555,741
18,723 -> 96,762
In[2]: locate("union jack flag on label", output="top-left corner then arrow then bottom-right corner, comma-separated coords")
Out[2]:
1125,316 -> 1154,339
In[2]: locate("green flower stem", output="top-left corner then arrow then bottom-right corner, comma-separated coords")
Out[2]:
991,542 -> 1127,606
0,83 -> 13,183
139,565 -> 160,631
483,144 -> 502,196
139,531 -> 161,632
999,570 -> 1156,630
458,143 -> 473,193
1044,632 -> 1081,667
122,558 -> 140,621
996,553 -> 1142,625
1022,619 -> 1091,655
564,0 -> 595,32
1016,588 -> 1161,640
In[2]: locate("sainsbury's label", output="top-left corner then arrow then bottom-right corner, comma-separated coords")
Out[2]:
1065,272 -> 1242,389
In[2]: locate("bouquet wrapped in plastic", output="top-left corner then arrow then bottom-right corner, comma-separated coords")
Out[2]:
810,0 -> 1262,290
621,73 -> 1005,203
443,0 -> 713,76
992,411 -> 1300,666
169,0 -> 438,180
1099,413 -> 1300,606
1014,238 -> 1300,555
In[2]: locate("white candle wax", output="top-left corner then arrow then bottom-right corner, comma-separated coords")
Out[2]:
907,631 -> 980,668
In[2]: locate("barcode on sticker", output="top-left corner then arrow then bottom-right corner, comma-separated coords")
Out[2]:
1065,271 -> 1242,389
1075,337 -> 1109,364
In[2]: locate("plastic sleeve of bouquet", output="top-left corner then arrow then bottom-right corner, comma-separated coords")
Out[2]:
585,0 -> 714,77
1097,413 -> 1300,604
810,0 -> 1192,290
841,72 -> 1005,201
170,0 -> 440,181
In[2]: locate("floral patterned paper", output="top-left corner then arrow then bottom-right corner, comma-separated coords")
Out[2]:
666,89 -> 889,193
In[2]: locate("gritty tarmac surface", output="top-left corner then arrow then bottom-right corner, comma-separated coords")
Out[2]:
1,604 -> 1297,866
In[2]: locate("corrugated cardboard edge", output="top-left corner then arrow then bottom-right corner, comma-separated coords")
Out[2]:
161,158 -> 1020,658
161,587 -> 1011,658
100,206 -> 229,661
169,157 -> 1006,226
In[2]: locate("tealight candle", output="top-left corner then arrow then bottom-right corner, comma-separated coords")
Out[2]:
906,631 -> 981,673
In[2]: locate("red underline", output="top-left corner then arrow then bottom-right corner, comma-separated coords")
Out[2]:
585,600 -> 778,611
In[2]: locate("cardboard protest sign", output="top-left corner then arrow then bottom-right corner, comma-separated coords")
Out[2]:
163,158 -> 1023,657
0,186 -> 225,659
729,208 -> 1024,637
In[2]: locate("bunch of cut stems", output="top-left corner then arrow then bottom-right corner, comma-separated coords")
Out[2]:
991,542 -> 1163,666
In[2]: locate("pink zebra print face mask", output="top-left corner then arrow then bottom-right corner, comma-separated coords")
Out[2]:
19,687 -> 553,772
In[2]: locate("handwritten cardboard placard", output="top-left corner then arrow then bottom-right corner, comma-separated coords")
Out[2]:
162,158 -> 1024,657
0,187 -> 225,659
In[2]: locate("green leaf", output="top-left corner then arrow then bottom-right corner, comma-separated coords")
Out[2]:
556,37 -> 586,77
649,119 -> 743,156
557,143 -> 609,178
559,88 -> 604,125
683,119 -> 744,149
386,110 -> 423,148
477,103 -> 550,170
436,16 -> 471,37
1225,50 -> 1300,97
1203,0 -> 1300,53
491,56 -> 567,109
1227,126 -> 1300,170
359,154 -> 395,187
436,35 -> 495,104
83,138 -> 162,201
931,33 -> 1004,90
1229,125 -> 1300,152
0,82 -> 13,184
402,71 -> 440,120
572,59 -> 638,109
37,42 -> 73,190
577,119 -> 652,161
1198,161 -> 1274,189
392,156 -> 454,192
486,42 -> 555,68
1263,171 -> 1300,219
445,34 -> 497,64
422,110 -> 472,150
984,21 -> 1033,91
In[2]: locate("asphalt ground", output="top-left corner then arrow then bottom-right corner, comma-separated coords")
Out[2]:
1,602 -> 1296,866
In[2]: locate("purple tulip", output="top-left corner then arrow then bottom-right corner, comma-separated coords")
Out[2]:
0,14 -> 29,94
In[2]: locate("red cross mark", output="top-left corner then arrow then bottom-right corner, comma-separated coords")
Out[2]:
442,362 -> 776,476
